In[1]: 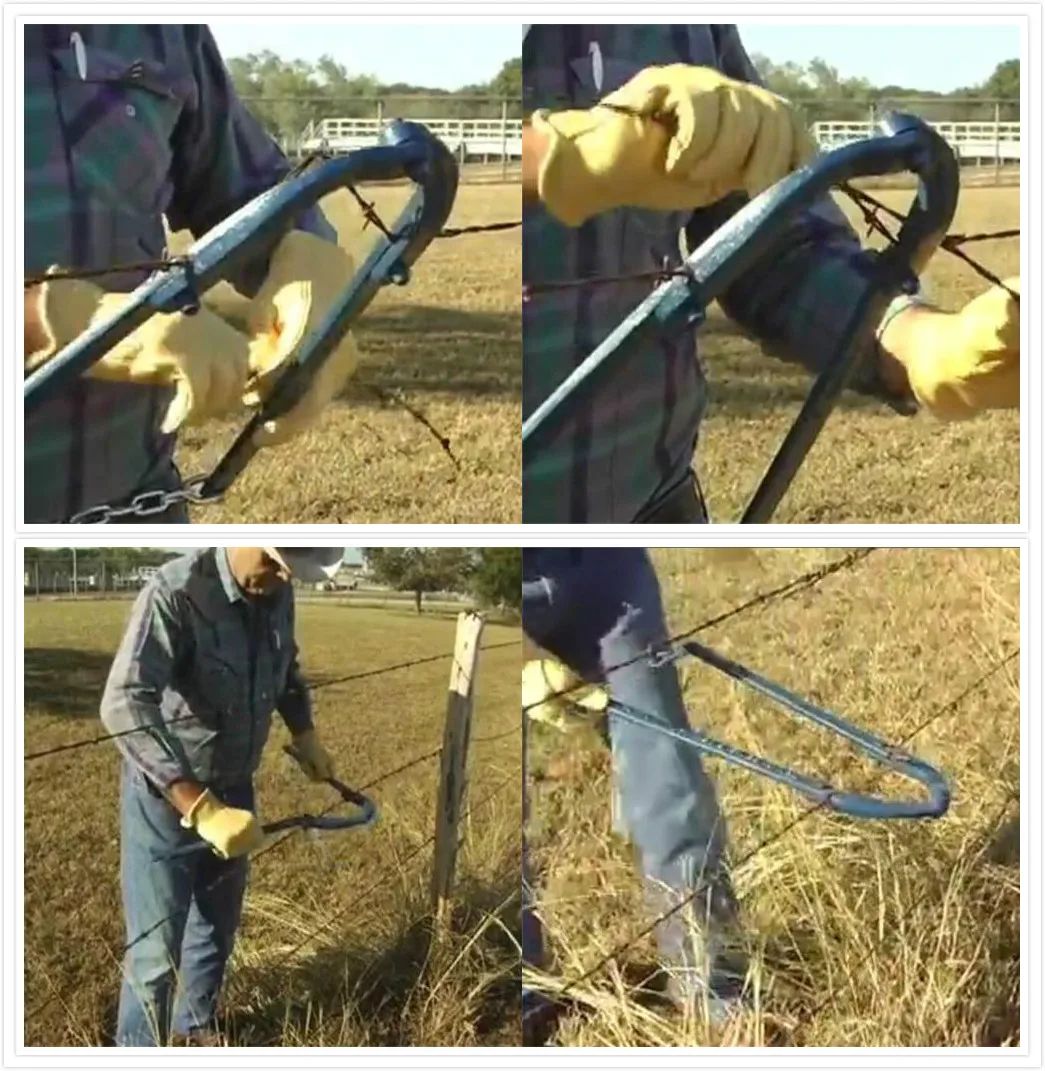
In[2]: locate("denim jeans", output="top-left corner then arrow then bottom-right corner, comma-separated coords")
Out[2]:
115,765 -> 251,1046
522,549 -> 742,998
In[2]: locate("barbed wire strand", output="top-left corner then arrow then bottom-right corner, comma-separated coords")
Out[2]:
524,103 -> 1017,304
24,637 -> 521,763
537,646 -> 1018,1007
24,717 -> 520,1026
266,773 -> 517,971
523,548 -> 876,717
789,784 -> 1019,1032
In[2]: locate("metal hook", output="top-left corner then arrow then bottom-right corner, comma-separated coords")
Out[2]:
605,639 -> 950,821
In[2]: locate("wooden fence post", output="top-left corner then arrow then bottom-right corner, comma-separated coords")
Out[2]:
430,610 -> 485,930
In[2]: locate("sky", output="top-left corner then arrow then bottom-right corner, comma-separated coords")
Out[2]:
735,23 -> 1020,93
210,23 -> 520,89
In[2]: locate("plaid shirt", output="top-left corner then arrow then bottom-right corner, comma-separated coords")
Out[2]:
522,24 -> 916,523
100,548 -> 312,791
24,24 -> 336,523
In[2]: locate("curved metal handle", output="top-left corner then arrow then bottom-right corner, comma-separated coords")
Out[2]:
24,119 -> 459,446
606,639 -> 950,820
161,772 -> 379,861
521,112 -> 959,504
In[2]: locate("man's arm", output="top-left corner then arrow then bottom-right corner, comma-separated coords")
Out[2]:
689,25 -> 934,408
167,25 -> 338,297
275,598 -> 312,735
100,580 -> 203,815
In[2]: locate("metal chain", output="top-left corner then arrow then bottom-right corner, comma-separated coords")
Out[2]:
65,477 -> 215,525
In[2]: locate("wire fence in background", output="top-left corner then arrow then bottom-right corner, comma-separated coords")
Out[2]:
240,95 -> 522,183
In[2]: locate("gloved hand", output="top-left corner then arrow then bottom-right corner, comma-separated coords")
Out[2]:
522,658 -> 608,734
532,63 -> 817,227
900,278 -> 1020,419
240,230 -> 363,447
286,727 -> 336,781
24,272 -> 254,432
179,789 -> 265,860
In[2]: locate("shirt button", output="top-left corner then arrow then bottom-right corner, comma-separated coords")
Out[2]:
125,103 -> 136,118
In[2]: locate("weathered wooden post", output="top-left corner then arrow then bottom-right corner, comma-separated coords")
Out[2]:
430,610 -> 485,931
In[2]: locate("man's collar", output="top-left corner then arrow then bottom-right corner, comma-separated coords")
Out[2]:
215,548 -> 246,604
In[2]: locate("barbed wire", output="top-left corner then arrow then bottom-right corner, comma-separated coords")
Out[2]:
523,104 -> 1017,305
23,632 -> 521,1028
522,549 -> 876,717
24,637 -> 522,763
534,646 -> 1018,1007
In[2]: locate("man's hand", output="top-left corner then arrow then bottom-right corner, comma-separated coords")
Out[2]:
24,272 -> 253,431
522,658 -> 608,734
531,63 -> 817,227
179,788 -> 264,860
879,278 -> 1020,419
286,727 -> 335,781
240,230 -> 363,447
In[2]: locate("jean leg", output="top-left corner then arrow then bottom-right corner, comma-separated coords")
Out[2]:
171,782 -> 253,1039
522,549 -> 742,993
115,765 -> 197,1047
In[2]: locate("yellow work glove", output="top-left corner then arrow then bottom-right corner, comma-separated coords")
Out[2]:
179,789 -> 265,860
286,728 -> 336,782
903,278 -> 1020,419
25,272 -> 253,432
522,658 -> 608,734
241,230 -> 363,447
533,63 -> 817,227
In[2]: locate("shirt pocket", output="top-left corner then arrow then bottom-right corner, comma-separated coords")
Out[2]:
193,648 -> 241,722
48,42 -> 190,218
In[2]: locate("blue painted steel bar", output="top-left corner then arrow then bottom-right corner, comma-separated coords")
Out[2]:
602,639 -> 950,820
161,759 -> 379,862
25,119 -> 459,500
521,112 -> 960,523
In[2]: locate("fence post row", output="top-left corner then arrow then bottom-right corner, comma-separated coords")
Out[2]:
430,611 -> 486,931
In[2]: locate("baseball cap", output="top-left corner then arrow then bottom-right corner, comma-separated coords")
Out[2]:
264,547 -> 344,583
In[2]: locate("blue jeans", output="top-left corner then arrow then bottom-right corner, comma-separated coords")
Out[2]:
522,549 -> 742,996
115,765 -> 251,1046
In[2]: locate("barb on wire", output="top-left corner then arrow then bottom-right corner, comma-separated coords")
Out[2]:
839,182 -> 1019,302
25,638 -> 522,764
358,382 -> 459,469
537,647 -> 1018,1006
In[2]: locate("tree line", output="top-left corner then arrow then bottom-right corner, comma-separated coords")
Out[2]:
363,548 -> 521,613
752,55 -> 1020,122
226,52 -> 522,144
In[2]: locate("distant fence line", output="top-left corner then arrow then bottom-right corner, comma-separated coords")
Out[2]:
21,556 -> 499,619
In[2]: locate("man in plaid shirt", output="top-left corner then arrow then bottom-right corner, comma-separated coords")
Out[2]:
522,24 -> 1020,523
24,25 -> 360,523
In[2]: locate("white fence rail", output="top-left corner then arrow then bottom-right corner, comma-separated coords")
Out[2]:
812,120 -> 1021,164
298,116 -> 523,161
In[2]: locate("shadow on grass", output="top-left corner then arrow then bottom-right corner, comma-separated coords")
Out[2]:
225,870 -> 521,1047
353,305 -> 520,399
24,647 -> 112,719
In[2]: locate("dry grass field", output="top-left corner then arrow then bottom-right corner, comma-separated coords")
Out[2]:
694,186 -> 1020,523
173,181 -> 521,524
23,598 -> 522,1047
524,548 -> 1020,1046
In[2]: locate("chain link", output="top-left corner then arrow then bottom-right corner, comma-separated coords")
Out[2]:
67,477 -> 216,525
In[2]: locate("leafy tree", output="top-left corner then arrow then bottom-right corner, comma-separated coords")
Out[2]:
223,51 -> 522,143
363,548 -> 474,613
469,548 -> 522,612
